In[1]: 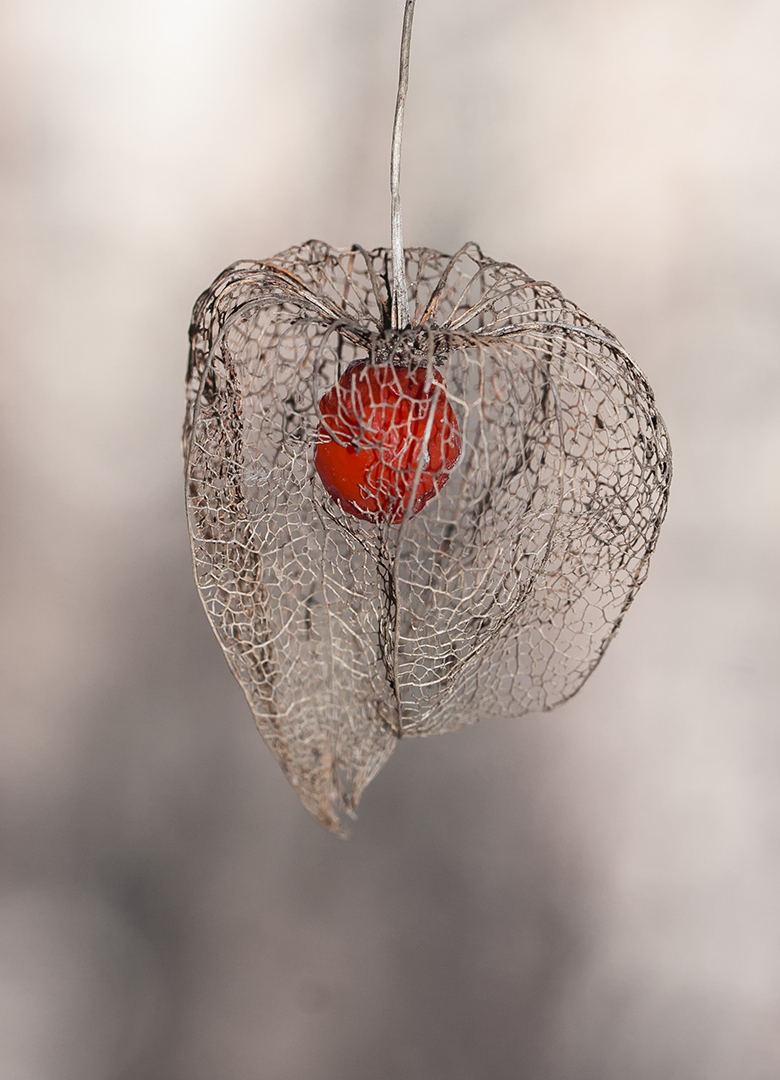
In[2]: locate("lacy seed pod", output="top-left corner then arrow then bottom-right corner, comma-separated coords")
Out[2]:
184,241 -> 671,834
184,0 -> 670,834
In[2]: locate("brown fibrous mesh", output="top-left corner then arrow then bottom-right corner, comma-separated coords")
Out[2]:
184,241 -> 671,834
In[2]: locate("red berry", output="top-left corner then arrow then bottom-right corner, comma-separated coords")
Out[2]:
315,360 -> 461,523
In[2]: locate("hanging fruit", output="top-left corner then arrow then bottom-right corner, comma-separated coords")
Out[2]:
184,0 -> 671,835
314,358 -> 461,523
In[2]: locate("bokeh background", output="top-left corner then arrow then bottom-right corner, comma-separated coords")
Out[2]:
1,0 -> 779,1077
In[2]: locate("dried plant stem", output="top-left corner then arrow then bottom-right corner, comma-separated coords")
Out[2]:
390,0 -> 415,330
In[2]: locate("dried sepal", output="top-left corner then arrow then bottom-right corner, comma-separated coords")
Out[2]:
184,241 -> 671,833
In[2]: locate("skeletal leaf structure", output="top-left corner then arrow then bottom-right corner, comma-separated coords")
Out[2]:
184,4 -> 671,835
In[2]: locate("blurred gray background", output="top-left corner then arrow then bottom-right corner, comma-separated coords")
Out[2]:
1,0 -> 778,1077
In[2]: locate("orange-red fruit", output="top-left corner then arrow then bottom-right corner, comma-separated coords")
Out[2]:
315,360 -> 461,523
